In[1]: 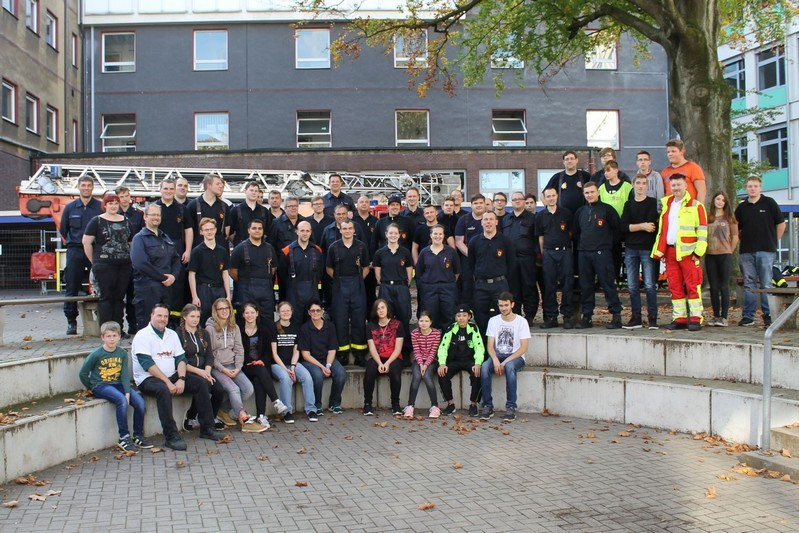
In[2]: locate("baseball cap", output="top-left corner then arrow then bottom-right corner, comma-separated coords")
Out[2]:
455,305 -> 471,315
388,193 -> 403,205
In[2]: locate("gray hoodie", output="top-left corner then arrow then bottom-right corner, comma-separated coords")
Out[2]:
205,317 -> 244,372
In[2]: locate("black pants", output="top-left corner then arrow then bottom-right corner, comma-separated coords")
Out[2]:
133,281 -> 169,331
235,278 -> 275,327
363,358 -> 403,406
138,373 -> 215,440
92,261 -> 132,328
542,249 -> 574,319
197,283 -> 225,325
63,247 -> 91,322
458,253 -> 474,305
473,278 -> 509,335
364,270 -> 378,318
243,364 -> 279,416
439,359 -> 480,403
509,255 -> 539,323
332,276 -> 367,352
578,250 -> 622,316
186,378 -> 225,422
420,281 -> 457,330
706,253 -> 733,319
287,279 -> 320,324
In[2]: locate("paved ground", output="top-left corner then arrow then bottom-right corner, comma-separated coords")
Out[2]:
0,412 -> 797,532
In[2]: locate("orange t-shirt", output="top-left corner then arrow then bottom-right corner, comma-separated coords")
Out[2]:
661,161 -> 705,201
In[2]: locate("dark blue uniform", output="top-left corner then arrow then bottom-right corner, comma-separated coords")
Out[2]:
468,232 -> 515,334
308,214 -> 334,246
400,207 -> 426,226
573,200 -> 622,320
155,199 -> 191,320
186,196 -> 230,248
130,228 -> 181,330
371,214 -> 415,256
59,197 -> 102,325
228,201 -> 272,247
230,239 -> 277,326
322,191 -> 355,218
120,206 -> 144,333
415,245 -> 460,329
373,245 -> 413,345
454,213 -> 483,303
268,214 -> 302,250
326,239 -> 370,358
437,212 -> 460,236
353,212 -> 380,313
279,241 -> 324,322
536,206 -> 574,324
502,210 -> 539,324
188,242 -> 230,324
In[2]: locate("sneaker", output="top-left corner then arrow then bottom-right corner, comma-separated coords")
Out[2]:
688,322 -> 701,332
575,316 -> 593,329
362,404 -> 374,416
468,404 -> 479,417
606,313 -> 622,329
706,316 -> 718,327
164,437 -> 187,451
66,321 -> 78,336
563,318 -> 573,330
665,321 -> 687,330
183,418 -> 198,431
241,417 -> 267,433
428,406 -> 441,419
216,410 -> 237,427
738,317 -> 755,327
307,411 -> 318,422
648,316 -> 659,330
255,414 -> 271,429
502,408 -> 517,422
315,408 -> 325,417
117,436 -> 136,453
213,420 -> 226,431
622,316 -> 642,330
763,314 -> 772,327
330,406 -> 343,414
402,405 -> 415,419
717,318 -> 729,327
539,318 -> 558,329
480,406 -> 494,420
392,404 -> 403,416
133,435 -> 153,449
273,399 -> 289,416
442,404 -> 456,416
282,412 -> 295,424
199,428 -> 224,441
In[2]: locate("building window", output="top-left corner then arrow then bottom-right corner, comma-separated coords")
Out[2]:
759,127 -> 788,170
492,110 -> 527,147
586,110 -> 619,150
2,80 -> 16,124
195,112 -> 229,150
395,110 -> 429,147
45,105 -> 57,142
45,11 -> 56,49
102,32 -> 135,73
100,114 -> 136,152
723,58 -> 746,99
194,30 -> 227,71
26,0 -> 37,33
297,111 -> 331,148
491,52 -> 524,69
732,136 -> 748,163
25,93 -> 38,133
72,33 -> 78,67
585,42 -> 617,70
758,47 -> 785,91
394,31 -> 427,68
295,28 -> 330,69
2,0 -> 16,16
479,170 -> 525,196
72,119 -> 78,152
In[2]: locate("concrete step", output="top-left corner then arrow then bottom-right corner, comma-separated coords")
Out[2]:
736,451 -> 799,479
771,426 -> 799,454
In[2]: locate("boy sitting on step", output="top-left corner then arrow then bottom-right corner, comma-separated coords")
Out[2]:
79,321 -> 152,452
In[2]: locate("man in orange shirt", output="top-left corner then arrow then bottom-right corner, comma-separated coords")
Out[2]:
661,139 -> 707,204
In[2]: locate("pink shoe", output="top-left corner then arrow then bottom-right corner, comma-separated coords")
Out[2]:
402,405 -> 414,419
428,405 -> 441,419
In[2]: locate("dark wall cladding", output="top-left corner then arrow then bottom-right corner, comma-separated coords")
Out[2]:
0,149 -> 30,211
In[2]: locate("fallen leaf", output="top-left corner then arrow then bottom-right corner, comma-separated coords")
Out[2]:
2,500 -> 18,508
374,422 -> 388,428
418,501 -> 435,511
657,451 -> 668,456
344,435 -> 353,440
295,481 -> 308,487
206,449 -> 219,456
705,486 -> 717,499
452,463 -> 463,469
32,481 -> 48,487
217,435 -> 233,444
618,431 -> 632,437
587,432 -> 596,439
176,461 -> 186,468
716,473 -> 738,481
501,430 -> 509,436
44,490 -> 61,497
781,474 -> 792,482
63,399 -> 76,404
75,400 -> 85,406
767,470 -> 782,479
610,440 -> 621,444
88,456 -> 100,462
19,313 -> 26,318
20,346 -> 31,350
541,409 -> 551,417
28,493 -> 47,502
297,447 -> 307,454
23,335 -> 32,341
150,447 -> 163,454
642,447 -> 651,452
15,475 -> 35,485
257,455 -> 269,461
781,448 -> 792,458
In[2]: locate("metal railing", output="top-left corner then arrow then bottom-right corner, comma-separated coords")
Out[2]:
761,295 -> 799,451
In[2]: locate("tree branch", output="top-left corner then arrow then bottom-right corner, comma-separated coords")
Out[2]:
568,3 -> 666,48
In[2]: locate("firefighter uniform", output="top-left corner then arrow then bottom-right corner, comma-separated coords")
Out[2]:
188,242 -> 230,324
454,213 -> 483,304
415,245 -> 460,330
468,232 -> 515,334
326,239 -> 370,359
308,214 -> 334,246
353,212 -> 380,314
155,199 -> 191,320
228,201 -> 271,247
652,192 -> 707,326
279,241 -> 324,322
60,197 -> 102,329
130,227 -> 182,330
502,209 -> 539,324
323,191 -> 355,218
373,245 -> 413,338
230,239 -> 278,326
121,205 -> 144,334
186,196 -> 230,248
268,214 -> 302,250
371,214 -> 415,256
535,206 -> 574,325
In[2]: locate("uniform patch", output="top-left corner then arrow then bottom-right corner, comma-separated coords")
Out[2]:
561,182 -> 568,189
400,258 -> 406,267
497,248 -> 504,257
597,218 -> 604,227
577,181 -> 583,188
560,222 -> 566,231
444,258 -> 451,269
219,262 -> 224,270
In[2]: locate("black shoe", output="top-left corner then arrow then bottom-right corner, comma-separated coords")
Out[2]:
687,322 -> 701,332
763,314 -> 772,327
540,318 -> 558,329
183,418 -> 198,431
563,318 -> 573,330
307,411 -> 319,422
66,321 -> 78,336
606,313 -> 622,329
468,404 -> 479,417
665,321 -> 687,330
738,317 -> 755,326
116,436 -> 136,453
502,408 -> 517,422
164,437 -> 187,451
283,412 -> 295,424
480,406 -> 494,420
391,404 -> 402,416
362,404 -> 374,416
575,316 -> 593,329
133,435 -> 153,449
330,406 -> 343,414
336,351 -> 351,366
199,428 -> 224,441
214,421 -> 226,431
353,354 -> 366,367
442,404 -> 456,416
622,316 -> 642,330
648,316 -> 659,330
315,408 -> 324,417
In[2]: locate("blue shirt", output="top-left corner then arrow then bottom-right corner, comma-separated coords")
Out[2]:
60,197 -> 102,248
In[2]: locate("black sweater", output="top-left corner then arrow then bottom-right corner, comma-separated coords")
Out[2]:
621,196 -> 659,250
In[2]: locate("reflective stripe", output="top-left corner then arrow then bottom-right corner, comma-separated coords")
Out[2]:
338,344 -> 351,351
697,236 -> 707,242
351,343 -> 368,350
679,225 -> 695,231
671,299 -> 687,320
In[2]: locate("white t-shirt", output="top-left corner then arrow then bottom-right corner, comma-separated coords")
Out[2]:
486,314 -> 531,358
131,324 -> 186,386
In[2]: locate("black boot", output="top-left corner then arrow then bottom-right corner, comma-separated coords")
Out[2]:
606,313 -> 622,329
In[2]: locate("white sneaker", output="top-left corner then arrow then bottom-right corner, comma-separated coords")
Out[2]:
255,414 -> 271,429
273,399 -> 289,416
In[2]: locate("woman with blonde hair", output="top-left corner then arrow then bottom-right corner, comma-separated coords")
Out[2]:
206,298 -> 266,432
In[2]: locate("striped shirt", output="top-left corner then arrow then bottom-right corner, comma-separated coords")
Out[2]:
411,327 -> 442,366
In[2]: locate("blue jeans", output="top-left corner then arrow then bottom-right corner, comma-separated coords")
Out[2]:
624,248 -> 658,318
92,383 -> 146,439
480,355 -> 526,410
300,360 -> 347,410
740,251 -> 775,319
271,363 -> 317,414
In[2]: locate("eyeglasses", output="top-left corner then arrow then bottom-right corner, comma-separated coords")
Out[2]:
216,306 -> 230,311
309,309 -> 323,314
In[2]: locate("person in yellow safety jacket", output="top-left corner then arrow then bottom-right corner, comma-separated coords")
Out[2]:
651,173 -> 708,331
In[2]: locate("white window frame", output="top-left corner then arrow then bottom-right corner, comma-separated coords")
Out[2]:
394,31 -> 428,68
101,114 -> 137,152
479,169 -> 525,197
72,119 -> 78,152
491,110 -> 527,147
491,53 -> 524,69
759,126 -> 788,170
1,80 -> 16,124
72,33 -> 78,67
195,112 -> 229,151
723,58 -> 746,99
26,0 -> 37,33
45,10 -> 56,49
25,93 -> 38,133
586,109 -> 619,150
757,46 -> 785,91
45,105 -> 57,142
295,28 -> 331,69
102,32 -> 136,73
395,110 -> 430,147
2,0 -> 16,16
296,111 -> 331,148
585,41 -> 617,70
193,29 -> 228,71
